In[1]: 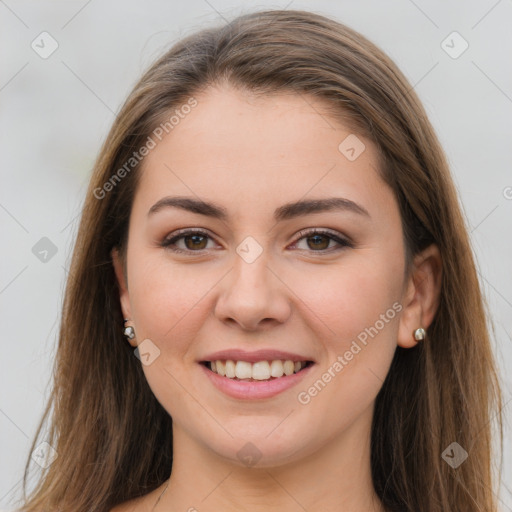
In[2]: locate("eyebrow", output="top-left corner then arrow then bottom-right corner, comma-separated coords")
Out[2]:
148,196 -> 370,221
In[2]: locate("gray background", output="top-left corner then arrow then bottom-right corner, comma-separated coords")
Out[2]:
1,0 -> 511,509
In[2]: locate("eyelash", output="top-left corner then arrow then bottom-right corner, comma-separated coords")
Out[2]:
161,228 -> 353,255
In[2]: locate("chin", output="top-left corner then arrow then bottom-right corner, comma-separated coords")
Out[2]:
199,419 -> 318,469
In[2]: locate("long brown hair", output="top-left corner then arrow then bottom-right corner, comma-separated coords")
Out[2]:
18,9 -> 503,512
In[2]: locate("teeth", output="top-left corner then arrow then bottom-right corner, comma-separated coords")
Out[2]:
216,360 -> 225,377
225,360 -> 236,378
270,360 -> 284,378
283,360 -> 294,376
252,361 -> 270,380
235,361 -> 252,379
208,359 -> 308,380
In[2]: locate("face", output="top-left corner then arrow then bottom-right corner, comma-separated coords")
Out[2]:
114,83 -> 414,468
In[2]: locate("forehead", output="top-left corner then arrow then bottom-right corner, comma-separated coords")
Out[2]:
134,84 -> 394,222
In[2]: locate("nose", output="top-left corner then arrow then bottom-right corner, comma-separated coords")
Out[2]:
213,250 -> 291,331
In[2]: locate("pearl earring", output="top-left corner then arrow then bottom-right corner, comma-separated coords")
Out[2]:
123,319 -> 135,340
413,327 -> 426,341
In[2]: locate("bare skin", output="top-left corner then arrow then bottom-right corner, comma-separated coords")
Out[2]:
111,82 -> 442,511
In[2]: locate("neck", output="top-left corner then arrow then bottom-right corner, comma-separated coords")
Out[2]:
160,405 -> 386,512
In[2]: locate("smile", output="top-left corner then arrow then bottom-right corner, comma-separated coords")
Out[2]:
203,359 -> 313,381
199,358 -> 315,400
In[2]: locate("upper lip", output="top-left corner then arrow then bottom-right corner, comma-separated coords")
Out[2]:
200,349 -> 315,364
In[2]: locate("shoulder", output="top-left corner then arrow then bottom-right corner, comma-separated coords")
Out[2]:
109,496 -> 143,512
109,483 -> 167,512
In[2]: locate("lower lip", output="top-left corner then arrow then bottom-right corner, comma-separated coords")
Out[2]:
200,363 -> 314,400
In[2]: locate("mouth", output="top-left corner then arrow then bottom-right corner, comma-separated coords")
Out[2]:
200,359 -> 315,381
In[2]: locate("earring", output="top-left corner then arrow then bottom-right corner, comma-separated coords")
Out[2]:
413,327 -> 426,341
123,319 -> 135,340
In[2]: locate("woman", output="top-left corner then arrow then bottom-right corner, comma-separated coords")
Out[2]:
19,9 -> 503,512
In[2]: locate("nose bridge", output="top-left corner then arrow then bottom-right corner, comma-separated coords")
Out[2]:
214,241 -> 291,330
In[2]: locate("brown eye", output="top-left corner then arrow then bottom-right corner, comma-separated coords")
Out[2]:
306,234 -> 330,250
161,229 -> 216,253
183,234 -> 208,250
293,229 -> 352,253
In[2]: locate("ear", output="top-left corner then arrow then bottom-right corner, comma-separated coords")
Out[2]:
397,243 -> 442,348
111,248 -> 136,347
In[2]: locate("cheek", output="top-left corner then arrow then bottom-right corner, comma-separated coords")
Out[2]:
126,254 -> 214,419
291,255 -> 403,346
127,252 -> 218,352
292,264 -> 401,432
